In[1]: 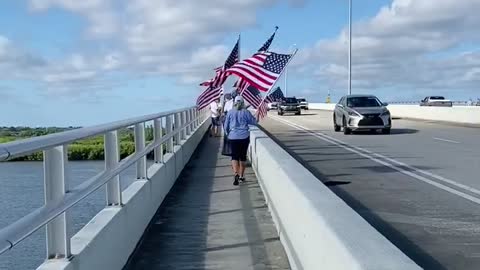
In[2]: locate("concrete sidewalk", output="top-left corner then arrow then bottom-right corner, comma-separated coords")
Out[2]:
125,135 -> 290,270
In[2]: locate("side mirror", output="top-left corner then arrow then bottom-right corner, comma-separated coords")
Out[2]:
383,102 -> 389,106
337,104 -> 344,108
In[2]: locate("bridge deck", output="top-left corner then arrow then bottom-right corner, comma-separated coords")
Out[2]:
125,135 -> 290,270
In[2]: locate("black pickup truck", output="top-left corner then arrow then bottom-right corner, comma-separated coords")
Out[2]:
277,97 -> 301,116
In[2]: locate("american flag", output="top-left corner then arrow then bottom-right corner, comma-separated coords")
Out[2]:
241,86 -> 269,120
233,28 -> 278,95
242,86 -> 262,108
199,67 -> 223,86
196,86 -> 222,110
226,52 -> 291,92
258,26 -> 278,52
201,39 -> 239,89
266,87 -> 285,102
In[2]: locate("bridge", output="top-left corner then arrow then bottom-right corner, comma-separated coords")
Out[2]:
0,104 -> 479,270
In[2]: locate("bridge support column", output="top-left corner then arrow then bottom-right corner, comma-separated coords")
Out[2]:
134,123 -> 147,179
154,117 -> 163,163
43,145 -> 71,259
166,115 -> 174,152
105,131 -> 122,206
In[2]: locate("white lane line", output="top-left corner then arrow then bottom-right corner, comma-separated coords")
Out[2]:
433,137 -> 461,144
270,115 -> 480,205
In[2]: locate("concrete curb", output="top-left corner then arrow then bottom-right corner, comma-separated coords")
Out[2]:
249,127 -> 422,270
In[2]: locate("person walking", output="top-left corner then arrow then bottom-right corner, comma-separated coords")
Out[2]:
223,94 -> 234,118
224,96 -> 257,185
209,98 -> 221,137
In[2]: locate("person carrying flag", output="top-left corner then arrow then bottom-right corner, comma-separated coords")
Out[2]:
224,96 -> 258,185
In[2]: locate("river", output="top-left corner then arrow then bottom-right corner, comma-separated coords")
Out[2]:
0,161 -> 147,270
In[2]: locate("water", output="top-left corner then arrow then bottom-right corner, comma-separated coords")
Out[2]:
0,161 -> 147,270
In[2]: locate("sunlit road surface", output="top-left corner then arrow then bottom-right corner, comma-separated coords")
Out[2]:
261,110 -> 480,270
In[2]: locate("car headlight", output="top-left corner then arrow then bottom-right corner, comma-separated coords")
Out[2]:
348,111 -> 361,117
380,110 -> 391,116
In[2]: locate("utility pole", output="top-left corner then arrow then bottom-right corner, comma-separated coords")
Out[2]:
348,0 -> 352,95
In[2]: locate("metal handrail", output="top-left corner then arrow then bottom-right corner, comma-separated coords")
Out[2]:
0,107 -> 208,257
0,106 -> 194,161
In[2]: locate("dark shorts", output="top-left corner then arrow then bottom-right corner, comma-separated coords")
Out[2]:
230,137 -> 250,162
211,116 -> 220,126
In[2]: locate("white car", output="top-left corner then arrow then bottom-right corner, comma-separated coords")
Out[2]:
297,97 -> 309,110
267,102 -> 278,111
420,96 -> 453,107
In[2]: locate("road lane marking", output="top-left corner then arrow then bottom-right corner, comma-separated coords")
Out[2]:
270,115 -> 480,205
433,137 -> 461,144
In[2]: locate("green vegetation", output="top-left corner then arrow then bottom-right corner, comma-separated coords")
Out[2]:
0,126 -> 161,161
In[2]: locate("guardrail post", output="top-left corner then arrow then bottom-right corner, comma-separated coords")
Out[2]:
186,109 -> 191,135
154,117 -> 163,163
190,108 -> 195,131
193,109 -> 198,128
105,131 -> 122,206
43,145 -> 71,259
174,113 -> 181,145
166,114 -> 174,152
181,111 -> 187,140
134,123 -> 147,179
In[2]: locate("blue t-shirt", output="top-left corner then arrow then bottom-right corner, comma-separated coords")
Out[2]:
224,109 -> 257,140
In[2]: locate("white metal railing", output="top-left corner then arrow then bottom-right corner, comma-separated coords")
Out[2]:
0,106 -> 208,261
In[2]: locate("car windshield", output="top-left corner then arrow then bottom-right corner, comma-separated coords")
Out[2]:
347,97 -> 382,107
284,98 -> 297,103
430,96 -> 445,100
298,98 -> 306,102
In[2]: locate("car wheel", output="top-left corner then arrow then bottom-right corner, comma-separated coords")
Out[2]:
382,128 -> 391,134
295,111 -> 301,115
334,115 -> 341,132
343,118 -> 351,135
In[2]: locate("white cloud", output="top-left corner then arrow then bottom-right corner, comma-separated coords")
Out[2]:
0,35 -> 46,79
24,0 -> 291,94
297,0 -> 480,98
29,0 -> 118,37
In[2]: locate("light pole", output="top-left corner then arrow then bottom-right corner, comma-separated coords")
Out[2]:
285,44 -> 296,97
348,0 -> 352,95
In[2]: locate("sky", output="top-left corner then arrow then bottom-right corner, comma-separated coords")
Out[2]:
0,0 -> 479,127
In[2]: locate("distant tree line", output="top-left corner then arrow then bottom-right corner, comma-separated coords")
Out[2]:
1,126 -> 164,161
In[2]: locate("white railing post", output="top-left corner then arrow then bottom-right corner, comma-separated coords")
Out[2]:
43,145 -> 71,259
193,109 -> 198,128
186,109 -> 191,135
190,108 -> 195,131
166,114 -> 174,152
181,111 -> 187,140
134,123 -> 147,179
154,117 -> 163,163
174,113 -> 181,145
105,131 -> 122,206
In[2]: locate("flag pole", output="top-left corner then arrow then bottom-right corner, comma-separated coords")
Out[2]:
256,48 -> 299,118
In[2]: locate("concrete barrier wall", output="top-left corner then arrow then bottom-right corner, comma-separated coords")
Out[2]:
249,127 -> 421,270
310,103 -> 480,125
38,116 -> 210,270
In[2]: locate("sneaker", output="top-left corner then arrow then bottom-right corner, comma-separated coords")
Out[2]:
233,174 -> 240,186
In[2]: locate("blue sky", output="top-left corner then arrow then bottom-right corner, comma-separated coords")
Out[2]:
0,0 -> 478,126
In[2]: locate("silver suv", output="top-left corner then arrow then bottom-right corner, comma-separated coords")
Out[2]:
333,95 -> 391,134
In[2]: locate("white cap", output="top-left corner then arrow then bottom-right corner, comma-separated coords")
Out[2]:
234,96 -> 243,103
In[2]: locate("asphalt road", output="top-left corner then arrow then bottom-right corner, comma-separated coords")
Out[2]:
260,110 -> 480,270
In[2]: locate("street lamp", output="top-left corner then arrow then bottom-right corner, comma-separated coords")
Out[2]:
348,0 -> 352,95
285,44 -> 296,97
